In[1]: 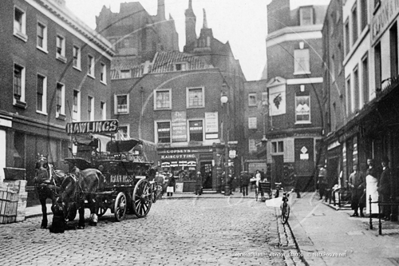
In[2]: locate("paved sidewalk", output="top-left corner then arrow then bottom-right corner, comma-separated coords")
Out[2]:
287,191 -> 399,266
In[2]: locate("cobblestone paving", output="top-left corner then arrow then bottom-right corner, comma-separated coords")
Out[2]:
0,197 -> 300,266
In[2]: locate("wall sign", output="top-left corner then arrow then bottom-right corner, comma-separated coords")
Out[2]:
171,111 -> 187,142
205,112 -> 218,139
66,120 -> 118,135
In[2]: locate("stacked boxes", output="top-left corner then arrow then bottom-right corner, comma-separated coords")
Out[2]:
0,180 -> 27,224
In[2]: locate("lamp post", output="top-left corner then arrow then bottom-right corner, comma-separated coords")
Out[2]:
220,82 -> 230,196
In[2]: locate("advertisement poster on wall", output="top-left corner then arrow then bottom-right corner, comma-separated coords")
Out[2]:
171,111 -> 187,142
205,112 -> 218,139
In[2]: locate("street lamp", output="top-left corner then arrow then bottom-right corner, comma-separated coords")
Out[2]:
220,81 -> 230,196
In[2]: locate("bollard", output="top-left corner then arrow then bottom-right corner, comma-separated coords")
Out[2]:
369,195 -> 373,230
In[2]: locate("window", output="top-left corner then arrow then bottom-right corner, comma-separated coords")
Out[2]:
175,63 -> 186,71
353,67 -> 360,111
248,117 -> 257,129
272,141 -> 284,153
13,64 -> 25,103
362,55 -> 369,104
360,0 -> 368,31
118,125 -> 129,140
37,22 -> 47,51
249,139 -> 257,153
56,35 -> 66,62
187,88 -> 204,108
36,74 -> 47,113
101,101 -> 106,120
375,42 -> 382,91
120,69 -> 131,79
155,89 -> 171,109
352,4 -> 358,45
14,7 -> 27,41
345,19 -> 350,54
56,83 -> 65,117
295,95 -> 310,123
115,94 -> 129,114
72,90 -> 80,121
73,46 -> 81,70
88,96 -> 94,121
299,6 -> 313,26
330,55 -> 335,82
156,121 -> 171,143
87,55 -> 95,77
294,49 -> 310,74
390,23 -> 398,78
248,93 -> 257,106
189,120 -> 203,142
346,77 -> 351,115
100,63 -> 106,83
261,92 -> 268,106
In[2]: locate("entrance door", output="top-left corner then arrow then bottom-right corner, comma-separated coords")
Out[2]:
200,161 -> 213,189
272,155 -> 284,187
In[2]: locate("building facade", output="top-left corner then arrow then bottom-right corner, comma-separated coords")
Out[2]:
0,0 -> 113,201
264,0 -> 327,190
109,1 -> 246,192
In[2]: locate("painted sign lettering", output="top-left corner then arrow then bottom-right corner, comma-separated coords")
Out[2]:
66,120 -> 119,134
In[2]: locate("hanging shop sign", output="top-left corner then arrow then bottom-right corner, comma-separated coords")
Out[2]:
171,111 -> 187,142
66,120 -> 118,135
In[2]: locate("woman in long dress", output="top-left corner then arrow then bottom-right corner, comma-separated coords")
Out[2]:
365,159 -> 379,215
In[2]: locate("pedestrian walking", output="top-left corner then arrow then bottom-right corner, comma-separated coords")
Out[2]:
317,165 -> 328,200
365,158 -> 379,216
240,171 -> 250,197
348,165 -> 365,217
167,173 -> 175,196
378,156 -> 391,220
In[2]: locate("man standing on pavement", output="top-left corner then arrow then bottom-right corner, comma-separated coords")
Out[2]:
240,171 -> 250,197
348,164 -> 365,217
378,156 -> 391,220
317,165 -> 328,200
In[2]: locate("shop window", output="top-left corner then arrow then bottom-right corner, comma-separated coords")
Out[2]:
155,89 -> 171,110
157,121 -> 171,143
189,120 -> 203,142
187,87 -> 204,108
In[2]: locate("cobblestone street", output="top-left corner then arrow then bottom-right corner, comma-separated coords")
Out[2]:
0,197 -> 298,266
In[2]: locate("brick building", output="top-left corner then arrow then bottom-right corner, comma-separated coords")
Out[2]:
263,0 -> 327,190
0,0 -> 113,201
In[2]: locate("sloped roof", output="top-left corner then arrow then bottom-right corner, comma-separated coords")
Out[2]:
151,51 -> 213,73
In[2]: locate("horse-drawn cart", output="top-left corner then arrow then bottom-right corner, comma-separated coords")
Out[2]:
62,120 -> 157,224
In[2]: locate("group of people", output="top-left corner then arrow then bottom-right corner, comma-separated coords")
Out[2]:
239,170 -> 267,197
154,171 -> 176,197
340,157 -> 391,219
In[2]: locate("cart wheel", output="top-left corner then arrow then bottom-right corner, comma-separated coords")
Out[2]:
132,179 -> 152,218
97,206 -> 107,217
114,192 -> 127,222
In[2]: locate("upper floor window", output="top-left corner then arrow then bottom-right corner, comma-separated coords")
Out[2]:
248,117 -> 257,129
156,121 -> 171,143
87,55 -> 95,77
56,35 -> 66,63
155,89 -> 171,110
294,49 -> 310,75
72,90 -> 80,121
101,102 -> 106,120
249,139 -> 257,154
100,63 -> 106,83
120,69 -> 131,79
88,96 -> 94,121
345,19 -> 350,55
14,7 -> 27,41
37,22 -> 47,51
117,125 -> 129,140
261,92 -> 268,106
56,83 -> 65,118
189,120 -> 203,142
36,74 -> 47,113
73,46 -> 81,70
295,95 -> 310,123
114,94 -> 129,114
248,93 -> 257,106
299,7 -> 313,26
175,63 -> 187,71
187,87 -> 204,108
13,64 -> 25,105
360,0 -> 368,31
351,4 -> 358,45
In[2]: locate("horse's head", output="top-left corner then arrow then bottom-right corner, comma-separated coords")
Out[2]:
34,156 -> 51,185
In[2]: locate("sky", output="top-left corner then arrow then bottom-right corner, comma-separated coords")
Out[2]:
66,0 -> 331,81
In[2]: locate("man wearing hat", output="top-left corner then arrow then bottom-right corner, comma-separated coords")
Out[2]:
378,156 -> 391,220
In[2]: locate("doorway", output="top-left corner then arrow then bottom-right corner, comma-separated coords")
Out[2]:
200,161 -> 213,189
272,155 -> 284,187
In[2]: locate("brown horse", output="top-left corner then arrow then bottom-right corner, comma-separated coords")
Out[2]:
57,168 -> 105,229
34,159 -> 66,229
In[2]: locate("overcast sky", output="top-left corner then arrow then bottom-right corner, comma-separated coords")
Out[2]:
66,0 -> 330,81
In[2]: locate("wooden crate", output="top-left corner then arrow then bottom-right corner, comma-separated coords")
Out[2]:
0,189 -> 18,224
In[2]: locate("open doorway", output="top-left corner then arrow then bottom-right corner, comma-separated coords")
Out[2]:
200,161 -> 213,189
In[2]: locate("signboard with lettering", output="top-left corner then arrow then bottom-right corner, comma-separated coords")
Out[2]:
171,111 -> 187,142
66,120 -> 118,135
372,0 -> 399,43
205,112 -> 218,139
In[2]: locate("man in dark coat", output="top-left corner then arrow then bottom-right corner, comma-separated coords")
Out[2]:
378,156 -> 391,220
348,165 -> 365,217
195,171 -> 203,195
240,171 -> 250,197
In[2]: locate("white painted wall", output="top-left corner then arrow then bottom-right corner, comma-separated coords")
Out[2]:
0,130 -> 6,183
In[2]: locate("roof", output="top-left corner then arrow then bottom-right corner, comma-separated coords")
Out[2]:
151,51 -> 213,73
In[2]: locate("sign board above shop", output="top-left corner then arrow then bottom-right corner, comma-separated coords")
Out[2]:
65,120 -> 119,135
